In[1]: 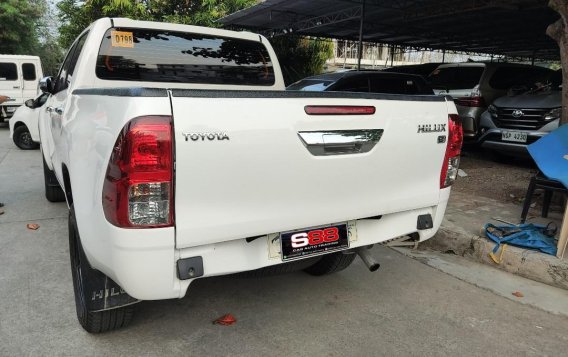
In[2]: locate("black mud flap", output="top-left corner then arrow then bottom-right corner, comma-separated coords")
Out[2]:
84,270 -> 139,312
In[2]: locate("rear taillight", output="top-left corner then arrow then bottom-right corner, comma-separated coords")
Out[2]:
440,114 -> 463,188
304,105 -> 376,115
454,96 -> 485,107
102,116 -> 174,228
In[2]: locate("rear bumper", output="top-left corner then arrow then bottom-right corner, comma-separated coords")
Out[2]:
97,189 -> 451,300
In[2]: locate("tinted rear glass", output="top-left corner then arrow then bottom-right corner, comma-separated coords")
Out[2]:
96,28 -> 275,86
0,63 -> 18,81
287,79 -> 334,91
370,75 -> 433,95
489,66 -> 551,90
331,75 -> 369,92
429,66 -> 484,90
22,63 -> 36,81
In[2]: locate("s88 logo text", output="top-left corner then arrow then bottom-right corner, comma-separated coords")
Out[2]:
291,227 -> 339,248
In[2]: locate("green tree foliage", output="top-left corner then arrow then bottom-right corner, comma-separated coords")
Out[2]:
37,37 -> 64,75
0,0 -> 63,76
58,0 -> 150,49
0,0 -> 45,54
57,0 -> 256,48
151,0 -> 256,27
271,36 -> 335,85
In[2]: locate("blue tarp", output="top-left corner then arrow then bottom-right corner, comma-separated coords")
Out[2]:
484,223 -> 558,256
528,124 -> 568,188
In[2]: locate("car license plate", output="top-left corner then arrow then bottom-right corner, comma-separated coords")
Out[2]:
501,130 -> 527,143
280,223 -> 349,261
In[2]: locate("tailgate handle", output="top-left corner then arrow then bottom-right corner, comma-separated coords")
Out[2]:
298,129 -> 383,156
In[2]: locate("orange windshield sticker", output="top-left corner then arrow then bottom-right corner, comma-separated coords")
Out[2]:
111,31 -> 134,48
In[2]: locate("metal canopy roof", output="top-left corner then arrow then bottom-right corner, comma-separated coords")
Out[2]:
220,0 -> 561,60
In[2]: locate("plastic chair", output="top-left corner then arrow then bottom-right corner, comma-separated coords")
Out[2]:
520,171 -> 568,223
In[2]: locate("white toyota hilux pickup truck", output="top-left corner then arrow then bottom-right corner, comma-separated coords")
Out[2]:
38,18 -> 462,333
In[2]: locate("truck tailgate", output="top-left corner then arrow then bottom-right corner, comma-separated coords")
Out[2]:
171,90 -> 449,248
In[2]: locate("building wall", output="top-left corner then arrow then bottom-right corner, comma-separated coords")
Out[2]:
327,39 -> 492,70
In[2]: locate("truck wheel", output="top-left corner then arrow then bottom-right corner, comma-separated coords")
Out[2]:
42,155 -> 66,202
69,206 -> 134,333
303,252 -> 356,276
13,125 -> 39,150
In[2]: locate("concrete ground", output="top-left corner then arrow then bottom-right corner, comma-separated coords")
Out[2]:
422,190 -> 568,290
1,122 -> 568,356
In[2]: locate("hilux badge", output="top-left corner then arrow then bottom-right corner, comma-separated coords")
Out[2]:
182,132 -> 230,141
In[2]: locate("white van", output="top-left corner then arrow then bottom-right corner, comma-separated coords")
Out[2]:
0,55 -> 43,122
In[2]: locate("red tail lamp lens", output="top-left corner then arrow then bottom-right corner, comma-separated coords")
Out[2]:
102,116 -> 174,228
440,114 -> 463,188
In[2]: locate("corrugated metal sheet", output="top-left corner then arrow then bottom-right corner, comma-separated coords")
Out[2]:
220,0 -> 560,60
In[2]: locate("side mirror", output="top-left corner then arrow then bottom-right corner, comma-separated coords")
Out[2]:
39,76 -> 54,93
25,99 -> 35,108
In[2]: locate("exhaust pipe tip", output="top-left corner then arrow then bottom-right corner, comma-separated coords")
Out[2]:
356,247 -> 380,272
367,262 -> 380,272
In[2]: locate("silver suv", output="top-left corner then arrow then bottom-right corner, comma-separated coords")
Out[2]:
429,62 -> 553,140
478,70 -> 561,155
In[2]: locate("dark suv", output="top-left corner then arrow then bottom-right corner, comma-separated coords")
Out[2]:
428,62 -> 553,140
287,71 -> 434,95
478,70 -> 562,155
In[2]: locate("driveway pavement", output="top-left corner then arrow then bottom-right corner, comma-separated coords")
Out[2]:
1,122 -> 567,356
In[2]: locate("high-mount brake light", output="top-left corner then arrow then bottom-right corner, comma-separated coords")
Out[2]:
102,116 -> 174,228
304,105 -> 376,115
440,114 -> 463,188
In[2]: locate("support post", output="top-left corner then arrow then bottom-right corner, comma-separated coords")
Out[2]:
442,49 -> 446,63
357,0 -> 366,70
390,44 -> 395,66
343,41 -> 347,69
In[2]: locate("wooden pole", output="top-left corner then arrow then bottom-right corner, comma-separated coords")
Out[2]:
547,0 -> 568,126
546,0 -> 568,258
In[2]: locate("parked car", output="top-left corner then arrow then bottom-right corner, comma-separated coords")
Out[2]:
428,62 -> 553,140
8,93 -> 48,149
39,18 -> 461,332
477,70 -> 562,155
382,62 -> 442,80
0,55 -> 43,122
287,70 -> 434,95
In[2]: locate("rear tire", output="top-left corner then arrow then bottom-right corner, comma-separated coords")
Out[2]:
13,125 -> 39,150
69,206 -> 134,333
42,155 -> 66,202
303,252 -> 357,276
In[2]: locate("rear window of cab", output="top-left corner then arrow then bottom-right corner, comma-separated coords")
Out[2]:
96,28 -> 275,86
429,66 -> 484,90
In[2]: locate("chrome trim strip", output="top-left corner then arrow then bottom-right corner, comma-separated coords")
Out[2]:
298,129 -> 383,156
